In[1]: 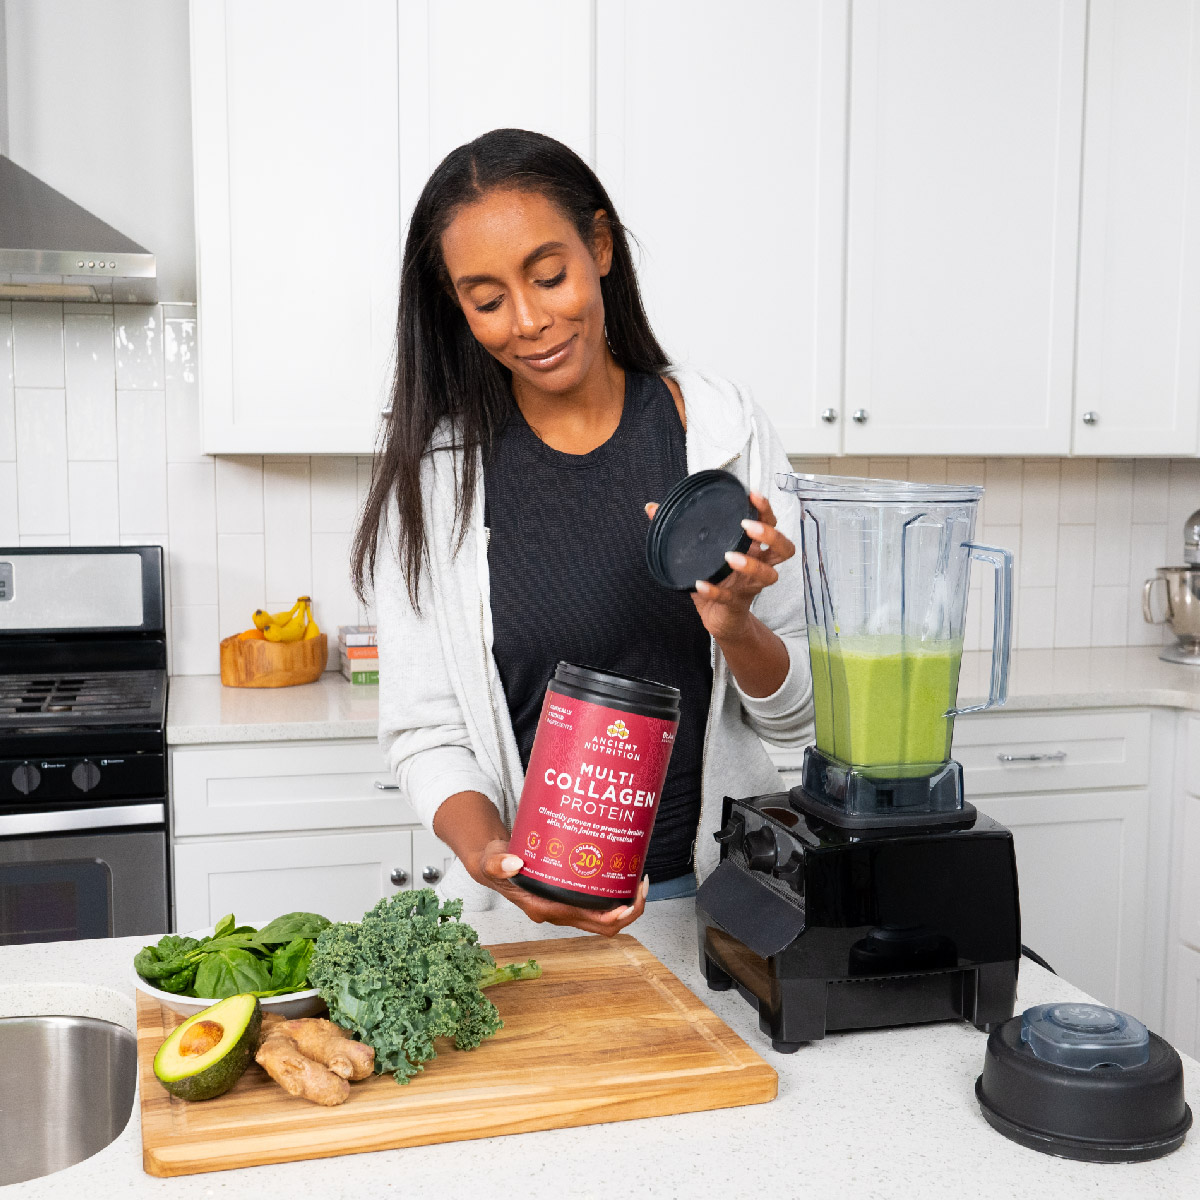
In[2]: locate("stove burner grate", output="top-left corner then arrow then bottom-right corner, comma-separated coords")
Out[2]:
0,670 -> 164,729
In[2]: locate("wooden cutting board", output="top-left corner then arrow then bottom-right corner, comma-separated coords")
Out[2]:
136,933 -> 776,1177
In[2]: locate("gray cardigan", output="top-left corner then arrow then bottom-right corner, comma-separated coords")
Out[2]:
374,366 -> 815,909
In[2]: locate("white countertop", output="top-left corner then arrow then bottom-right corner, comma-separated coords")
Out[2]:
168,646 -> 1200,745
3,900 -> 1198,1199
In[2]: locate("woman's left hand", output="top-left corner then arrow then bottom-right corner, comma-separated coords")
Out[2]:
644,490 -> 795,644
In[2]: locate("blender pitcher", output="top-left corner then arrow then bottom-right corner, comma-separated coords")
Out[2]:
777,474 -> 1012,788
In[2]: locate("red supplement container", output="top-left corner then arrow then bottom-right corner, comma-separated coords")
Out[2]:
509,663 -> 681,909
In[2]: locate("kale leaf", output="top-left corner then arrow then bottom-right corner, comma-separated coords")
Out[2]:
308,889 -> 541,1084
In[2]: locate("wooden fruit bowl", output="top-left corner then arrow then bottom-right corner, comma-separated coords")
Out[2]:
219,633 -> 328,688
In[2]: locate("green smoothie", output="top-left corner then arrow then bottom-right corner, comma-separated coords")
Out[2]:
808,633 -> 963,772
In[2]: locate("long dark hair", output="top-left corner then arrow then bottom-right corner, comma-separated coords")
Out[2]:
351,128 -> 669,608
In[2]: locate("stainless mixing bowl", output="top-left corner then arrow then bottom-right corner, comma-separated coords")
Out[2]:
1143,566 -> 1200,664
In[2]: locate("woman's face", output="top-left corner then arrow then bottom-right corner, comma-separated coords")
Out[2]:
440,188 -> 613,394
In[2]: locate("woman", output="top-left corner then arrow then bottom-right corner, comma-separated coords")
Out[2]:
352,128 -> 813,935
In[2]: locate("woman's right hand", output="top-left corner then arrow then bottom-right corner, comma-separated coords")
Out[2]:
475,839 -> 649,937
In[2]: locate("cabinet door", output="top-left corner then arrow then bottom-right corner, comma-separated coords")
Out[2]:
1166,941 -> 1200,1058
843,0 -> 1085,455
191,0 -> 400,453
595,0 -> 848,455
173,829 -> 413,931
411,827 -> 456,892
1072,0 -> 1200,455
397,1 -> 592,225
981,788 -> 1149,1013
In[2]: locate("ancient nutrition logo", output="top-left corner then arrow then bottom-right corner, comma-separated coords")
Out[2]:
606,719 -> 630,739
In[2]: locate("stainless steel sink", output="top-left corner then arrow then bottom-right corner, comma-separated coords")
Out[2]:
0,1014 -> 136,1185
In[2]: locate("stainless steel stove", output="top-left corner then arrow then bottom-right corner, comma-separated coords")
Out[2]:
0,546 -> 169,944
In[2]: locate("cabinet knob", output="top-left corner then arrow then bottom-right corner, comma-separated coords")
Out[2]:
852,409 -> 869,424
421,866 -> 442,885
820,407 -> 838,424
1082,411 -> 1098,426
389,867 -> 409,887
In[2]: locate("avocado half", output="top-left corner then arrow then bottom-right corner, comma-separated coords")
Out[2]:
153,993 -> 262,1102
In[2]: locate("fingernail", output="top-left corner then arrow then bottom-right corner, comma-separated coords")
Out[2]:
694,579 -> 711,594
500,855 -> 523,873
611,906 -> 632,919
725,551 -> 747,568
741,519 -> 764,536
640,876 -> 650,898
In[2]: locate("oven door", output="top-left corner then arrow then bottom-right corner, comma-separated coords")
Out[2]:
0,804 -> 168,944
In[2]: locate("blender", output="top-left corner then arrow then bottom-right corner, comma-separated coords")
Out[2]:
695,474 -> 1022,1050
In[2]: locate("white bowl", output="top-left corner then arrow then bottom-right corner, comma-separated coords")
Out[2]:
131,924 -> 326,1019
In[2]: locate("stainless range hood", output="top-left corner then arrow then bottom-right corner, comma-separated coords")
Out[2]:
0,155 -> 156,304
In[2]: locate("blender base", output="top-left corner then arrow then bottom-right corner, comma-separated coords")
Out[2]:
793,746 -> 976,831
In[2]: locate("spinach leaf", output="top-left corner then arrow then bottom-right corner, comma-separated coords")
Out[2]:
256,912 -> 331,944
212,912 -> 237,939
194,947 -> 273,998
156,963 -> 198,994
134,935 -> 201,981
269,938 -> 315,991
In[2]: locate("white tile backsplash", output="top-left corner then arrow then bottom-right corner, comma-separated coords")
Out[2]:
116,390 -> 168,532
64,313 -> 118,460
4,303 -> 1200,668
11,303 -> 64,388
14,388 -> 68,534
114,305 -> 164,390
67,460 -> 120,545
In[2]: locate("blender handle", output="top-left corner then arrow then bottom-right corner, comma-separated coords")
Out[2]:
948,543 -> 1013,717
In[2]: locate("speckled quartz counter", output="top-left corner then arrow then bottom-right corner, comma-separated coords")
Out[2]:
166,647 -> 1200,748
2,900 -> 1197,1200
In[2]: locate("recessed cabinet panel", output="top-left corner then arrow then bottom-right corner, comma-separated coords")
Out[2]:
1073,0 -> 1200,455
172,829 -> 414,932
191,0 -> 400,452
397,1 -> 592,227
843,0 -> 1085,455
595,0 -> 848,455
982,788 -> 1149,1013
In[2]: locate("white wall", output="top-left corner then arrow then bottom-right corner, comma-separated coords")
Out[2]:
0,0 -> 196,301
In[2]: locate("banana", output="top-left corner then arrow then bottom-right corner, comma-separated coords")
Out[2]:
253,597 -> 305,631
302,600 -> 321,640
263,595 -> 311,643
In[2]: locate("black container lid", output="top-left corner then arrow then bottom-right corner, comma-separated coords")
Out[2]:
975,1005 -> 1192,1163
645,469 -> 755,591
550,662 -> 680,722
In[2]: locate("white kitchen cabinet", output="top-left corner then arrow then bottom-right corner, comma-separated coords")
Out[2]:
841,0 -> 1085,456
1167,942 -> 1200,1057
173,828 -> 415,931
170,736 -> 457,931
595,0 -> 848,456
190,0 -> 401,453
1072,0 -> 1200,455
170,740 -> 415,836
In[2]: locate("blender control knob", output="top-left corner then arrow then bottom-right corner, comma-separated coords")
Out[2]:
71,760 -> 101,793
743,826 -> 778,873
11,762 -> 40,795
713,814 -> 745,848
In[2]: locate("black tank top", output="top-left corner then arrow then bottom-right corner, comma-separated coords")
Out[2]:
483,371 -> 712,883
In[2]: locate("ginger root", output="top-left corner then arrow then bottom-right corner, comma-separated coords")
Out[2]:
255,1032 -> 350,1106
254,1014 -> 375,1105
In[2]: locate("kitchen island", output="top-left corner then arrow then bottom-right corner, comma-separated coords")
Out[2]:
2,899 -> 1197,1199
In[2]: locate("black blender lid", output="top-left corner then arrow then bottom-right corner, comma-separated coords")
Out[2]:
975,1004 -> 1192,1163
646,469 -> 755,591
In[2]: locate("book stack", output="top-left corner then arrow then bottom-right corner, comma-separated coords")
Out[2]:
338,625 -> 378,684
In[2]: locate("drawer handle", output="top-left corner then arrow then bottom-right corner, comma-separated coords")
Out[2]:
422,866 -> 442,884
996,751 -> 1067,763
389,867 -> 409,887
374,780 -> 400,791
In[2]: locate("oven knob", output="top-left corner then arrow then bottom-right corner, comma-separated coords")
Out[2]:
12,762 -> 41,795
71,760 -> 102,793
743,825 -> 779,873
